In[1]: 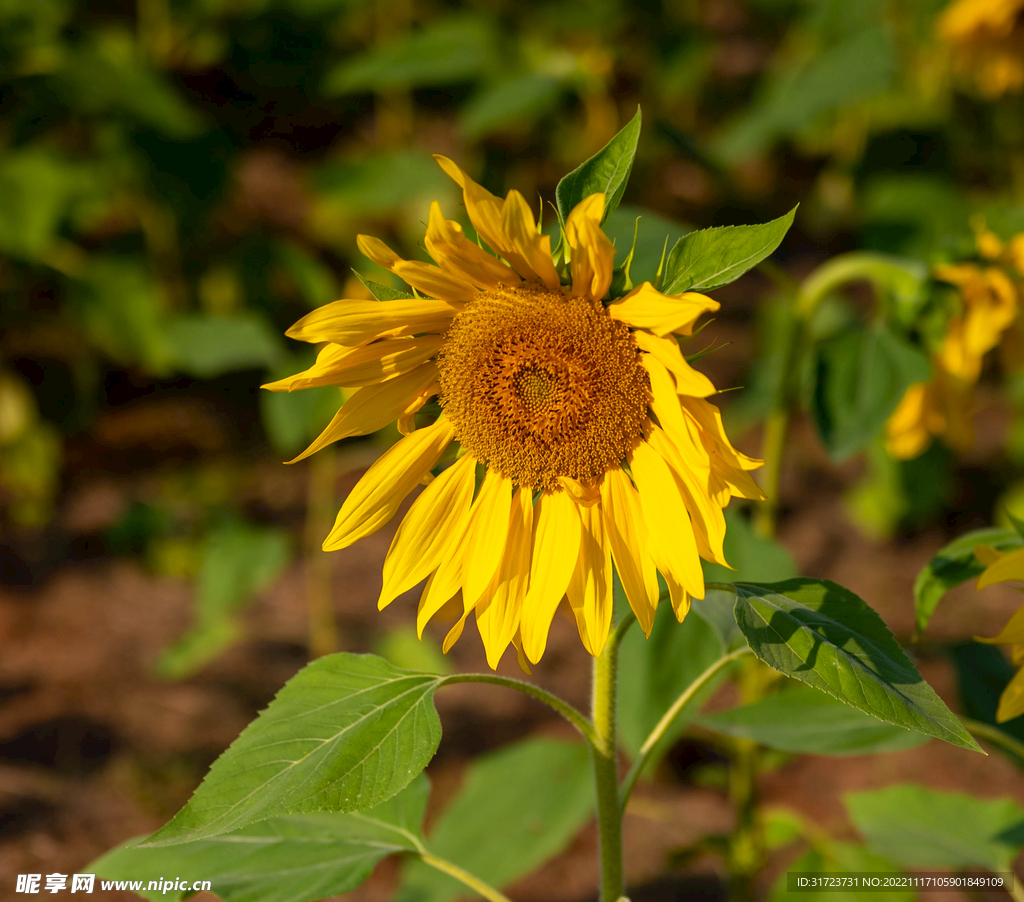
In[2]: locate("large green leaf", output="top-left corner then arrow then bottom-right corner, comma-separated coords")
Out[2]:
732,579 -> 981,752
846,784 -> 1024,871
322,17 -> 493,93
914,527 -> 1022,638
700,685 -> 926,755
147,654 -> 444,845
397,739 -> 593,902
555,107 -> 641,225
92,777 -> 430,902
660,207 -> 796,294
618,597 -> 725,758
809,323 -> 931,462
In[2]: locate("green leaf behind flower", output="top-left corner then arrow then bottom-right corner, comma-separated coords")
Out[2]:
732,578 -> 982,752
660,206 -> 796,294
809,323 -> 930,462
396,739 -> 593,902
556,107 -> 641,225
146,654 -> 444,845
913,527 -> 1023,638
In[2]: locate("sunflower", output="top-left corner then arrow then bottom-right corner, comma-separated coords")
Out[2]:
885,221 -> 1022,460
265,156 -> 764,669
972,543 -> 1024,721
938,0 -> 1024,97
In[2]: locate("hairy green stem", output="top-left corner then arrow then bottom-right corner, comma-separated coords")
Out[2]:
963,717 -> 1024,763
619,646 -> 752,808
592,630 -> 624,902
419,851 -> 514,902
443,673 -> 599,748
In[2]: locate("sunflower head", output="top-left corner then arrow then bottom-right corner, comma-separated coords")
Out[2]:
266,128 -> 773,669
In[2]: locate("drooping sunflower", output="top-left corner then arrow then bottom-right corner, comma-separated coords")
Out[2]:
885,220 -> 1023,460
265,156 -> 764,669
937,0 -> 1024,97
972,543 -> 1024,721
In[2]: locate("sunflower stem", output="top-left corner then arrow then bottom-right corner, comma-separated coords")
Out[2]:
591,626 -> 625,902
418,851 -> 514,902
619,646 -> 751,809
443,673 -> 599,748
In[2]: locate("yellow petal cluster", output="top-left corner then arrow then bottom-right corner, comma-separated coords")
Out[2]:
886,221 -> 1024,459
973,543 -> 1024,721
267,155 -> 763,668
937,0 -> 1024,96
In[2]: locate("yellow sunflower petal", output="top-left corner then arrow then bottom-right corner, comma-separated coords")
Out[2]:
475,487 -> 534,670
634,331 -> 716,397
434,155 -> 508,252
511,629 -> 533,675
520,489 -> 583,663
501,190 -> 560,289
557,475 -> 602,507
323,417 -> 454,551
974,543 -> 1005,566
461,468 -> 514,609
268,336 -> 443,393
285,298 -> 459,346
565,194 -> 614,301
601,467 -> 659,636
425,201 -> 516,288
608,282 -> 719,336
648,424 -> 728,566
378,453 -> 477,609
357,234 -> 479,303
630,438 -> 705,601
997,666 -> 1024,723
566,503 -> 613,657
417,486 -> 477,639
977,604 -> 1024,647
286,364 -> 438,464
978,546 -> 1024,589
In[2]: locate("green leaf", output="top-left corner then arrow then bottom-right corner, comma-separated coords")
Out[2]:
732,578 -> 982,752
157,521 -> 292,678
809,323 -> 931,462
0,151 -> 84,260
146,654 -> 444,845
91,777 -> 430,902
556,107 -> 641,225
702,508 -> 798,585
352,270 -> 416,301
660,206 -> 796,294
166,313 -> 285,378
397,739 -> 592,902
846,784 -> 1024,871
322,17 -> 494,93
618,598 -> 725,758
460,74 -> 564,139
950,643 -> 1024,753
914,527 -> 1022,638
700,685 -> 927,755
771,842 -> 914,901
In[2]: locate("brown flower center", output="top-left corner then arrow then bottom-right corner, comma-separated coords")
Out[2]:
437,283 -> 650,490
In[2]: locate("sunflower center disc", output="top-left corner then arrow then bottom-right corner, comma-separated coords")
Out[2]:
437,283 -> 650,490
